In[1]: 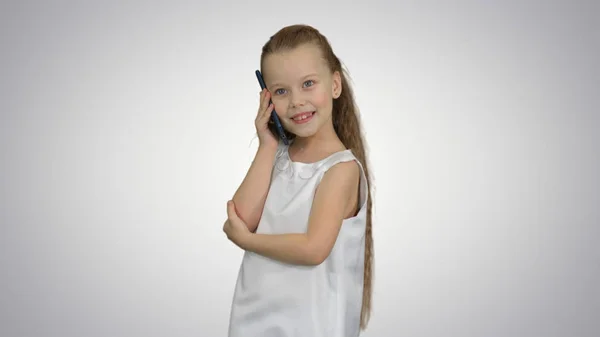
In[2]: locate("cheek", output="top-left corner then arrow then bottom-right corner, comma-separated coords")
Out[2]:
312,89 -> 331,108
272,97 -> 288,115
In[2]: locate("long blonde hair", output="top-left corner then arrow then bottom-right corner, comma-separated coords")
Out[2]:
260,24 -> 374,330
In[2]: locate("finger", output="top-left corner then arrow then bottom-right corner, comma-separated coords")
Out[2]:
226,200 -> 237,220
260,103 -> 275,123
224,221 -> 233,238
257,90 -> 269,115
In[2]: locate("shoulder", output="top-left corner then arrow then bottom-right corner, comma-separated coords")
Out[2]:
323,159 -> 359,181
317,157 -> 360,195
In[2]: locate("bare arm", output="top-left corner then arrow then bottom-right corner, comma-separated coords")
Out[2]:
232,88 -> 280,232
239,161 -> 360,265
232,144 -> 278,232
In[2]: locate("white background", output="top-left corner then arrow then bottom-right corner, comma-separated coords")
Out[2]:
1,1 -> 599,336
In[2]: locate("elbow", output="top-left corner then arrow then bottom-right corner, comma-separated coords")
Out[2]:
304,244 -> 331,266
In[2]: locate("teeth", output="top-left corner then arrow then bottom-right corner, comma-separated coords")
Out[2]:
293,112 -> 313,121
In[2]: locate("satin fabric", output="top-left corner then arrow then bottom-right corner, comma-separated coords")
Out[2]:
228,142 -> 368,337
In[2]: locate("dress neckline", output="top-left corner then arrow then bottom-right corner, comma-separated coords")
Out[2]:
285,145 -> 352,166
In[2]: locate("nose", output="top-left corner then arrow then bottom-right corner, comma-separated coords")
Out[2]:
289,92 -> 305,108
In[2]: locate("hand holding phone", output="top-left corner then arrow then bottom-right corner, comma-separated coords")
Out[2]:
255,70 -> 289,145
254,88 -> 280,149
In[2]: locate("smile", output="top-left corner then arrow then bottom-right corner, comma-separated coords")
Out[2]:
291,111 -> 315,124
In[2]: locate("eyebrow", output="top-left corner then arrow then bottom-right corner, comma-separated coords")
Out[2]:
269,73 -> 319,89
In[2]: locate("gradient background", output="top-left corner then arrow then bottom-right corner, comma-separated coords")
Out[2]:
1,1 -> 599,336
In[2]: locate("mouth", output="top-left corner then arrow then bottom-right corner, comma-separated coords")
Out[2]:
290,111 -> 316,124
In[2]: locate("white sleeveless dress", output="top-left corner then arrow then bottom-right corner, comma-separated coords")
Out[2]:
228,141 -> 369,337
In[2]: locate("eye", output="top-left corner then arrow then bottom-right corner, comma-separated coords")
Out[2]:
274,88 -> 286,95
303,80 -> 314,88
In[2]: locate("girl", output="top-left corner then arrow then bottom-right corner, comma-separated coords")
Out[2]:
223,24 -> 374,337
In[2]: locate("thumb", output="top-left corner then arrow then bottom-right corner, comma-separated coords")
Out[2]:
227,200 -> 238,219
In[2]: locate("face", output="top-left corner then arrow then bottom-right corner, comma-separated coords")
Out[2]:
262,43 -> 342,138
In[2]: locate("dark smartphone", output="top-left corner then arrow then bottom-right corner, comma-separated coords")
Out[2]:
255,70 -> 289,145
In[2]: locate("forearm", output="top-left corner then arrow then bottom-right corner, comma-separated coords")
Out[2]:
232,144 -> 278,231
241,233 -> 322,266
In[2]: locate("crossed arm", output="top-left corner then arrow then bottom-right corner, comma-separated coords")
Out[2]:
229,160 -> 360,266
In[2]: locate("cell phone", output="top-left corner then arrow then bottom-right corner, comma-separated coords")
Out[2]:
255,70 -> 289,145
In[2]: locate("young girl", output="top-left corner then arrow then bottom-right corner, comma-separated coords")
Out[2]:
223,24 -> 374,337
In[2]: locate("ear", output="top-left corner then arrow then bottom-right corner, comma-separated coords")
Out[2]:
332,70 -> 342,99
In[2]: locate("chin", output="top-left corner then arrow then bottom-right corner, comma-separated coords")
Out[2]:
292,129 -> 319,138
